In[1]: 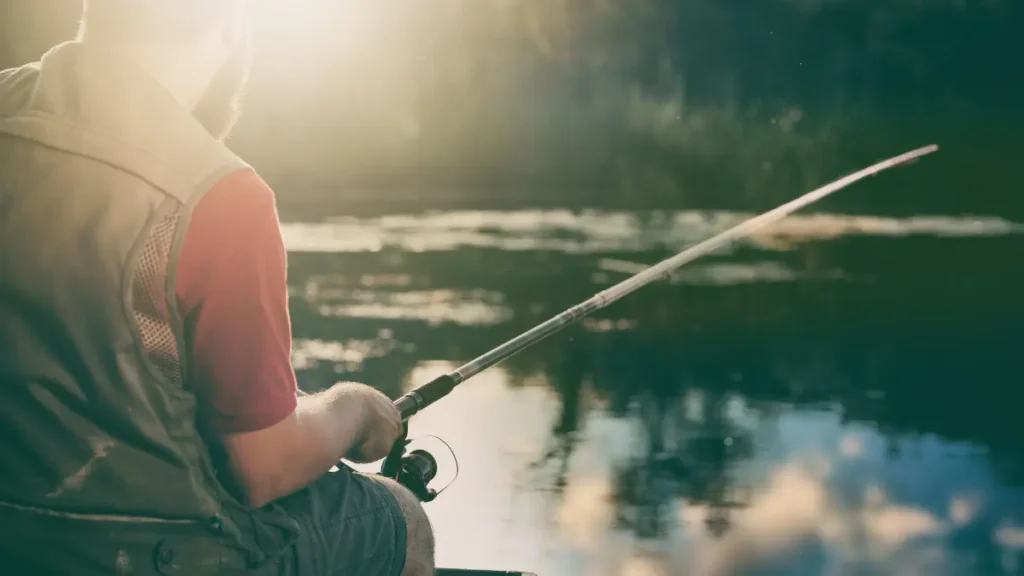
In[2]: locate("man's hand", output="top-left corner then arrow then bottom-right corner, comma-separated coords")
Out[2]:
219,381 -> 402,507
341,383 -> 403,463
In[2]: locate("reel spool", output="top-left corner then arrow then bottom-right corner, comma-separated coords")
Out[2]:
380,426 -> 458,503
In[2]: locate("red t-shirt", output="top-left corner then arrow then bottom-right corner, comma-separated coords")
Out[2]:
175,169 -> 298,434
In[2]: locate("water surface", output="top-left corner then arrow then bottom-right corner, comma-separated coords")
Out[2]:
284,209 -> 1024,576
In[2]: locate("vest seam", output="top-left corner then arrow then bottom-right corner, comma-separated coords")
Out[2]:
0,499 -> 206,525
0,111 -> 251,202
0,118 -> 194,205
2,110 -> 167,167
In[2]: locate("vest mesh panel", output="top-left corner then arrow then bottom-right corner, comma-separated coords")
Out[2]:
131,209 -> 183,386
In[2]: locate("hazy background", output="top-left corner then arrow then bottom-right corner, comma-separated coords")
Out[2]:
3,0 -> 1022,217
3,2 -> 1023,575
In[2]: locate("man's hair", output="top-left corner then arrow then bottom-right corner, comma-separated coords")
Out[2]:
79,0 -> 244,45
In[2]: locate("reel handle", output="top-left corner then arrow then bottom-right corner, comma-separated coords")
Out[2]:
380,421 -> 409,480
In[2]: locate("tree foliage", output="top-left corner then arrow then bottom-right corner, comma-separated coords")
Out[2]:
2,0 -> 1021,214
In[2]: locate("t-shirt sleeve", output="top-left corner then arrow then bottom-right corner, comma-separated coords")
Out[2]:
175,169 -> 298,434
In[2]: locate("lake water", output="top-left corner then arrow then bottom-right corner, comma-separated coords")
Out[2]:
282,208 -> 1024,576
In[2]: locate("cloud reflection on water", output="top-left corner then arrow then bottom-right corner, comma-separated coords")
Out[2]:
374,360 -> 1022,576
315,292 -> 512,326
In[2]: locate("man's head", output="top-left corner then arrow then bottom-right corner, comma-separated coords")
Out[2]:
78,0 -> 252,140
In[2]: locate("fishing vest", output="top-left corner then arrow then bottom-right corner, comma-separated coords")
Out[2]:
0,41 -> 298,574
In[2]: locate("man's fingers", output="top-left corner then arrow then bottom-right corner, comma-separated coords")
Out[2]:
345,388 -> 405,463
350,436 -> 394,463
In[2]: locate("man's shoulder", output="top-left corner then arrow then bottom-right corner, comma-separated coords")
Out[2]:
177,169 -> 285,304
204,169 -> 276,204
192,169 -> 280,227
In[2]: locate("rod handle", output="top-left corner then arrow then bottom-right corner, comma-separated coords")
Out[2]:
394,373 -> 458,420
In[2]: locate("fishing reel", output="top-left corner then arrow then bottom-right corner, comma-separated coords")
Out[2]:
380,423 -> 458,503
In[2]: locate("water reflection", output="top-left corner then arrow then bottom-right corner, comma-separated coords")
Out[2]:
530,333 -> 1023,575
281,209 -> 1024,254
287,209 -> 1024,575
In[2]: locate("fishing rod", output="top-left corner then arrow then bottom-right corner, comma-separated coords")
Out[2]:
391,144 -> 938,422
341,145 -> 939,576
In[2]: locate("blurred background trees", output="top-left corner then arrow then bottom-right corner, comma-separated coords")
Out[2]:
3,0 -> 1020,216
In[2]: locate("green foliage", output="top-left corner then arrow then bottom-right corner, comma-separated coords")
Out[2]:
3,0 -> 1020,212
